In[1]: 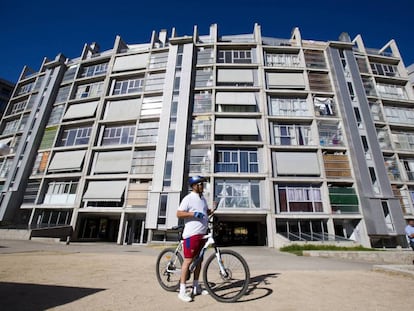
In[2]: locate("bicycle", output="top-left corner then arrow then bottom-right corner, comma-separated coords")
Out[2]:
155,213 -> 250,303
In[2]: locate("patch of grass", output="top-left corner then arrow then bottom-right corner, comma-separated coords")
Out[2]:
280,244 -> 376,256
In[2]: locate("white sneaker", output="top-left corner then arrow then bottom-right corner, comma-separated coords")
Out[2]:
193,286 -> 209,296
178,292 -> 192,302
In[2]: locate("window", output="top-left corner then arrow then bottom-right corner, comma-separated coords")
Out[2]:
9,100 -> 27,115
39,126 -> 58,150
314,97 -> 335,116
112,77 -> 144,95
265,53 -> 300,67
272,124 -> 312,146
144,72 -> 165,92
191,118 -> 212,141
392,131 -> 414,151
195,68 -> 213,88
57,126 -> 91,147
329,187 -> 359,214
218,49 -> 252,64
55,85 -> 71,104
136,121 -> 159,144
318,122 -> 343,147
75,82 -> 104,99
216,149 -> 258,173
189,147 -> 211,174
269,97 -> 310,117
149,52 -> 168,69
62,65 -> 78,83
2,119 -> 19,135
43,181 -> 78,205
32,151 -> 50,175
402,159 -> 414,181
381,201 -> 395,233
0,158 -> 13,178
197,47 -> 214,65
22,180 -> 41,204
47,105 -> 64,126
80,62 -> 108,78
278,185 -> 323,213
131,149 -> 155,174
323,153 -> 352,178
141,96 -> 162,117
276,219 -> 328,241
384,155 -> 401,181
158,194 -> 168,225
215,179 -> 260,209
376,83 -> 407,100
32,209 -> 72,228
371,62 -> 398,77
308,72 -> 332,92
101,125 -> 135,145
16,81 -> 35,96
304,50 -> 326,69
193,91 -> 212,113
384,106 -> 414,125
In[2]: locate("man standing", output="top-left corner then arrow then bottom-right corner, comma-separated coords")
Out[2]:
405,219 -> 414,251
176,176 -> 212,302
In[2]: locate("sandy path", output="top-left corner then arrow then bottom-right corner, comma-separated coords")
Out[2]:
0,250 -> 412,311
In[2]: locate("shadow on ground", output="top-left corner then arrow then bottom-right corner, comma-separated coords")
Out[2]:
0,282 -> 105,311
237,272 -> 280,303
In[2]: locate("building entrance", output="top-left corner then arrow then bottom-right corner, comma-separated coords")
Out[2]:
78,216 -> 119,242
213,219 -> 266,246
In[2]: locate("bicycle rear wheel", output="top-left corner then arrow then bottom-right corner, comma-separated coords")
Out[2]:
155,248 -> 183,291
203,249 -> 250,302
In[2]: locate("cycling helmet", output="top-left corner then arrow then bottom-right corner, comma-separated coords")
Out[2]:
188,175 -> 206,186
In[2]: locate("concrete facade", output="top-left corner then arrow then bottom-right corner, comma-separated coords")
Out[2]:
0,24 -> 413,248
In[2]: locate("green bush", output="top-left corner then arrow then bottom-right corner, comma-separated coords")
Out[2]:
280,244 -> 375,256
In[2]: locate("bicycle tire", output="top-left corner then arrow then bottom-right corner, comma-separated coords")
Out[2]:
155,248 -> 183,291
202,249 -> 250,303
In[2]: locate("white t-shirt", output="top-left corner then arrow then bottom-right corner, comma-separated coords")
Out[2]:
178,192 -> 208,239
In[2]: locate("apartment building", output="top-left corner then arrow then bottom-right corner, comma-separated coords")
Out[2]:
0,24 -> 412,248
0,78 -> 14,117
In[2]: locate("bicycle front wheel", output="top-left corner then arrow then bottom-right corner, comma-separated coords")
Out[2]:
203,249 -> 250,303
155,248 -> 183,291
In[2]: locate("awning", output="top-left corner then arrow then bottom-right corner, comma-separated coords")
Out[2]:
274,152 -> 320,175
113,53 -> 149,72
215,118 -> 258,135
94,151 -> 131,174
63,101 -> 98,120
83,180 -> 126,202
48,150 -> 86,172
104,98 -> 140,121
267,72 -> 305,89
216,92 -> 256,106
217,69 -> 254,83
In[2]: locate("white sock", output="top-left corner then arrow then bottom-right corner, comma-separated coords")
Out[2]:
180,283 -> 186,295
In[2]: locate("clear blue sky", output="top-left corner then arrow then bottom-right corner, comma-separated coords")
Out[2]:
1,0 -> 413,83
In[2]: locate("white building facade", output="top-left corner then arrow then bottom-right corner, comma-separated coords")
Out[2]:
0,24 -> 412,248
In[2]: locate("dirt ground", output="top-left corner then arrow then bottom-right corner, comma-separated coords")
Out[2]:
0,244 -> 413,311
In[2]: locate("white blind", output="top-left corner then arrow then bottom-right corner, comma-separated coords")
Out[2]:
215,118 -> 258,135
216,92 -> 256,105
63,101 -> 98,120
112,53 -> 149,71
48,150 -> 86,172
83,180 -> 126,202
104,99 -> 140,121
275,152 -> 320,175
94,151 -> 131,174
217,69 -> 254,83
267,72 -> 305,89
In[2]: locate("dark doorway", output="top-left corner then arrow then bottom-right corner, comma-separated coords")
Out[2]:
214,220 -> 266,246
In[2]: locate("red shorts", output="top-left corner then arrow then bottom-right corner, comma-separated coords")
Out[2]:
183,234 -> 206,259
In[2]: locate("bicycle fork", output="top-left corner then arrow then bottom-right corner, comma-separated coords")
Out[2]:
214,247 -> 229,278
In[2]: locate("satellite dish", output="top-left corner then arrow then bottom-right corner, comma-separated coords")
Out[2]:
0,143 -> 10,156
